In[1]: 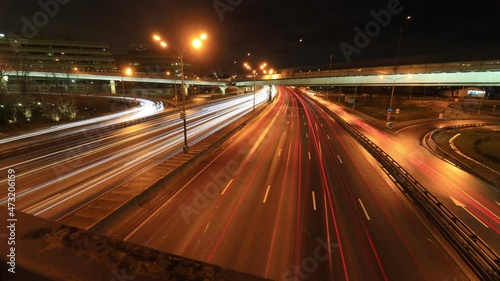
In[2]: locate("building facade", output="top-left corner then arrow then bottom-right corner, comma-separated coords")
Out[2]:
0,33 -> 117,72
114,43 -> 195,77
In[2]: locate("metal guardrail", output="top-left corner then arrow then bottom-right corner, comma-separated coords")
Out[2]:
307,95 -> 500,280
425,123 -> 500,187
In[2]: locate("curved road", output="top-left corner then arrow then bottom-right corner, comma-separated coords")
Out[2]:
307,91 -> 500,255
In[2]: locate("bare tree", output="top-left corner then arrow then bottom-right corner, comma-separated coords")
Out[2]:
10,104 -> 20,125
21,106 -> 32,121
49,110 -> 61,122
57,97 -> 72,117
56,96 -> 79,121
67,105 -> 78,120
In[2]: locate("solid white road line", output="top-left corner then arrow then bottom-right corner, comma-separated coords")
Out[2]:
221,179 -> 234,195
358,199 -> 371,221
312,191 -> 317,211
327,135 -> 331,140
263,185 -> 271,203
309,152 -> 311,160
278,149 -> 282,157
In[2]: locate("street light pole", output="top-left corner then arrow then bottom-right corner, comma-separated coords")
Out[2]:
123,68 -> 133,100
380,75 -> 411,120
389,82 -> 396,110
154,33 -> 207,154
353,86 -> 357,109
253,71 -> 256,112
292,38 -> 303,69
243,61 -> 269,112
174,75 -> 177,106
179,54 -> 189,153
121,76 -> 125,100
395,16 -> 411,71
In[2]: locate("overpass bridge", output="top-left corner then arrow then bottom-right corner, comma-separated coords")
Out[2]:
234,59 -> 500,87
2,69 -> 230,94
4,60 -> 500,93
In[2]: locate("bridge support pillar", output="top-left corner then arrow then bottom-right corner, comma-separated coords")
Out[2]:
110,80 -> 116,95
219,86 -> 227,95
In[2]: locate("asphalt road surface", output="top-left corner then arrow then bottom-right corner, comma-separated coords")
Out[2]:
123,87 -> 472,281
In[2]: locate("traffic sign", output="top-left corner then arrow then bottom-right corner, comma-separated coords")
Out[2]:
387,108 -> 392,112
395,108 -> 400,114
387,122 -> 393,129
387,111 -> 391,121
438,113 -> 444,119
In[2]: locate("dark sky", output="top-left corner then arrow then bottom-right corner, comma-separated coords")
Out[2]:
1,0 -> 500,73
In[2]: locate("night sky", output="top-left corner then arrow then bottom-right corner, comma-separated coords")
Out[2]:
1,0 -> 500,73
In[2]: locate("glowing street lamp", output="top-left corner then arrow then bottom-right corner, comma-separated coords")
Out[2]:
243,61 -> 270,112
153,32 -> 208,154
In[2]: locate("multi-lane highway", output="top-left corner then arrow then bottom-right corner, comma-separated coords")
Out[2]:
121,87 -> 472,280
306,91 -> 500,255
0,89 -> 271,221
